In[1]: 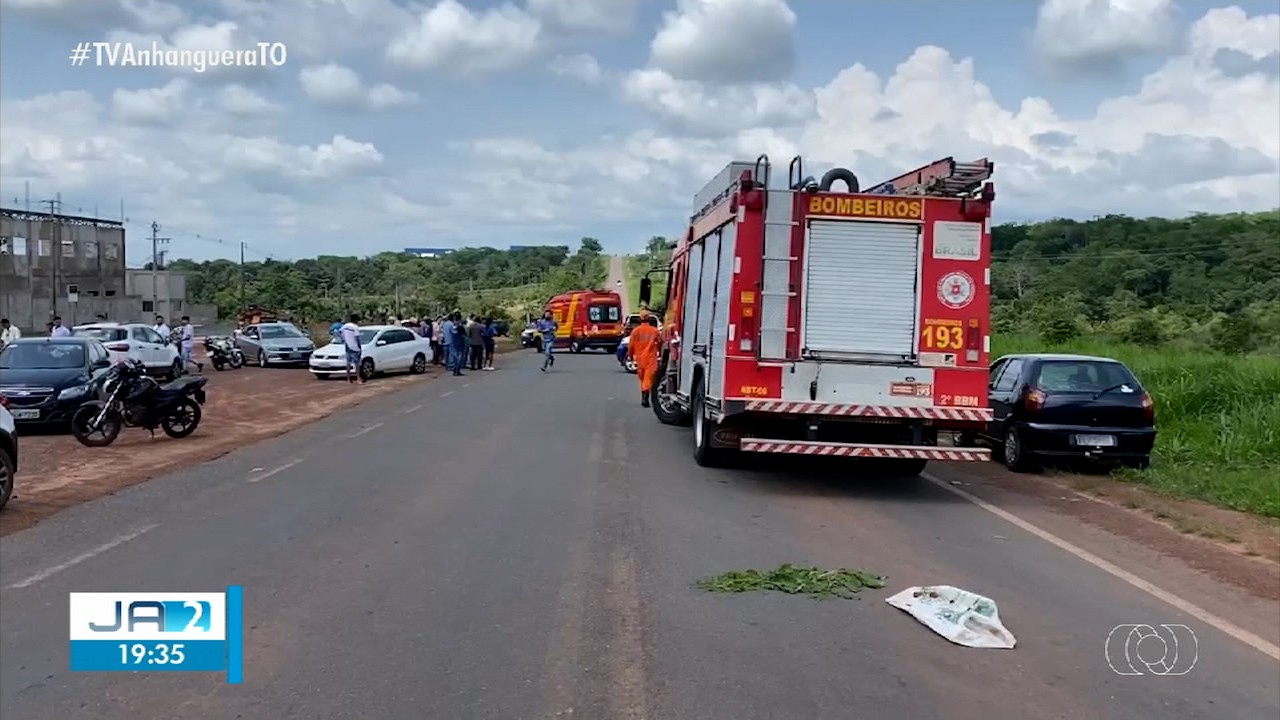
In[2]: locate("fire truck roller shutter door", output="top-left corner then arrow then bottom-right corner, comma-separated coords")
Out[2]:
803,220 -> 920,359
679,241 -> 706,399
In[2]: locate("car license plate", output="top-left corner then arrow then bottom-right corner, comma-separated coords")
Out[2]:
11,409 -> 40,420
1075,434 -> 1116,447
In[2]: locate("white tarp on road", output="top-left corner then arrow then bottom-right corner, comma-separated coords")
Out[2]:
886,585 -> 1017,649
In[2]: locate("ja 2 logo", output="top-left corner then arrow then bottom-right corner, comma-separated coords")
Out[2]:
88,601 -> 212,633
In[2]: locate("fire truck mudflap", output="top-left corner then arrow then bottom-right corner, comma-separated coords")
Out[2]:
644,155 -> 997,470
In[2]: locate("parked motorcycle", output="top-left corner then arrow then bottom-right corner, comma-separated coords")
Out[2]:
204,335 -> 244,371
70,359 -> 208,447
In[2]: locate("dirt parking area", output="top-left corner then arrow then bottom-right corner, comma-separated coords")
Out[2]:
1,361 -> 436,537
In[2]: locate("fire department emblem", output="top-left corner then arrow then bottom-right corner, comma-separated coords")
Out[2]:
937,271 -> 975,309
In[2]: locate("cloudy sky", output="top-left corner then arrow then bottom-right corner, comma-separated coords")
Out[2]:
1,0 -> 1277,264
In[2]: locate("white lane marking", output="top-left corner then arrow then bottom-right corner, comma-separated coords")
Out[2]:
463,383 -> 472,388
346,422 -> 384,438
923,473 -> 1280,661
441,390 -> 454,397
248,459 -> 302,483
400,404 -> 424,415
6,524 -> 159,589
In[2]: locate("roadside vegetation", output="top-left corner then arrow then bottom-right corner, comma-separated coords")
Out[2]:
169,238 -> 608,326
625,236 -> 676,314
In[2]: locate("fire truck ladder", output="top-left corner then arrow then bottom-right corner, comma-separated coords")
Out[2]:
864,157 -> 994,197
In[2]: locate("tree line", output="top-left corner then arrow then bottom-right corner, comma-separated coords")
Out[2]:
636,212 -> 1278,354
990,210 -> 1279,354
169,238 -> 608,324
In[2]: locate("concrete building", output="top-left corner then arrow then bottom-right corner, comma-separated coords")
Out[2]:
124,269 -> 216,325
0,207 -> 216,333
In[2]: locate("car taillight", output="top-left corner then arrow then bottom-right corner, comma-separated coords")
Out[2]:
1023,386 -> 1047,412
1140,391 -> 1154,422
965,317 -> 980,362
106,343 -> 129,352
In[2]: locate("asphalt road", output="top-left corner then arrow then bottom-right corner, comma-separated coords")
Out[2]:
608,255 -> 631,315
2,351 -> 1277,719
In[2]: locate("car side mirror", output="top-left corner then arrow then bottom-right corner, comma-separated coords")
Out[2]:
639,277 -> 652,306
376,340 -> 387,346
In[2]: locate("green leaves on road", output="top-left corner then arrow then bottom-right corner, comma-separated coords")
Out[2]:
696,564 -> 886,600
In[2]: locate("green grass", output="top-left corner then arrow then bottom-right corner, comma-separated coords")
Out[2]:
696,564 -> 887,599
625,255 -> 668,312
992,335 -> 1280,517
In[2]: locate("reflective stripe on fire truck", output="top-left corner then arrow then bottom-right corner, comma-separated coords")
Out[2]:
741,400 -> 993,422
739,439 -> 991,461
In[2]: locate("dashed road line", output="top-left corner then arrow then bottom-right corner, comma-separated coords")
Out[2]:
441,390 -> 455,398
400,404 -> 424,415
923,472 -> 1280,661
248,459 -> 303,483
345,422 -> 384,439
6,524 -> 159,589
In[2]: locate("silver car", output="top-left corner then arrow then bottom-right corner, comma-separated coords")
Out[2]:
235,322 -> 315,368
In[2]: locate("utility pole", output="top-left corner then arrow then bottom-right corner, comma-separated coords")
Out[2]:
149,221 -> 170,316
394,283 -> 402,318
40,196 -> 62,321
239,241 -> 246,312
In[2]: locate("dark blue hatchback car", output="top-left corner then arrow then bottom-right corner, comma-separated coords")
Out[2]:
971,353 -> 1156,471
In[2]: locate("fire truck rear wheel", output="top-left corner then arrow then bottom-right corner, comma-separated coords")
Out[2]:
650,356 -> 690,426
692,380 -> 727,468
569,340 -> 583,353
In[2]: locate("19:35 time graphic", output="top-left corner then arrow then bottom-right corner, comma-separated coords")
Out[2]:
119,642 -> 187,665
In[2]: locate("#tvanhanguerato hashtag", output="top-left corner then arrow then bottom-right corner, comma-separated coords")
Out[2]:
69,42 -> 91,66
72,41 -> 288,72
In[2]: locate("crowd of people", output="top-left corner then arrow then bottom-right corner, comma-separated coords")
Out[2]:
328,312 -> 501,380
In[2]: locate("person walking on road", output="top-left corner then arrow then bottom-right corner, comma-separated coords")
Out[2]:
440,314 -> 456,373
467,315 -> 485,371
537,310 -> 557,372
628,310 -> 661,407
178,315 -> 203,374
50,316 -> 71,337
340,313 -> 364,384
0,318 -> 20,348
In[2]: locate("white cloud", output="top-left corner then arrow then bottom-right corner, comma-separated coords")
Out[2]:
1033,0 -> 1179,71
111,78 -> 189,125
216,84 -> 282,116
549,53 -> 604,84
386,0 -> 543,74
650,0 -> 796,83
621,68 -> 813,135
214,0 -> 416,64
1,1 -> 1276,258
466,4 -> 1280,225
526,0 -> 640,34
299,63 -> 418,110
0,0 -> 186,33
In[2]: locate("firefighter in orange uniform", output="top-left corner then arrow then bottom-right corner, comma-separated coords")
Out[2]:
628,309 -> 661,407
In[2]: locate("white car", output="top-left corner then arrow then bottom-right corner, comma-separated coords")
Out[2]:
72,322 -> 182,378
309,325 -> 433,380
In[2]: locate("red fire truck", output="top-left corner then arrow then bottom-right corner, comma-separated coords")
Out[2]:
638,155 -> 997,473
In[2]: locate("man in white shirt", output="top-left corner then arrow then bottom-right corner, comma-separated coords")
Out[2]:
339,313 -> 364,384
178,315 -> 202,374
153,315 -> 171,343
0,318 -> 19,348
50,316 -> 71,337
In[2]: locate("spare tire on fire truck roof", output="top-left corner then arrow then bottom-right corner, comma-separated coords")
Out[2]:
819,167 -> 860,193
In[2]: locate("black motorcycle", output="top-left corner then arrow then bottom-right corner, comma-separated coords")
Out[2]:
204,335 -> 244,371
70,359 -> 208,447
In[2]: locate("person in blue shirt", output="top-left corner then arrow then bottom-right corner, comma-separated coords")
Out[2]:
440,315 -> 456,373
536,310 -> 557,372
